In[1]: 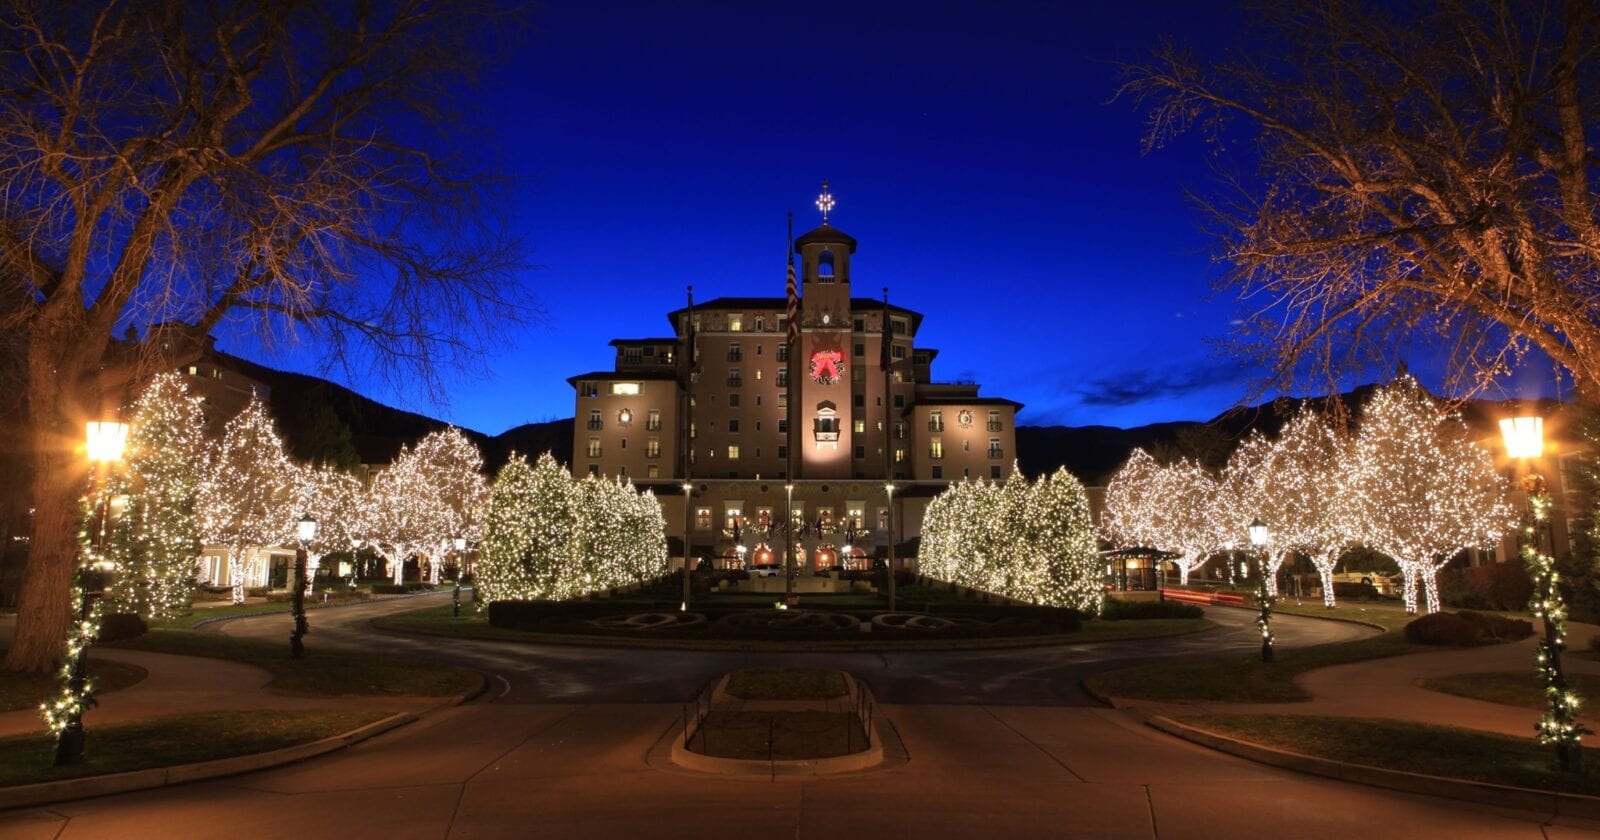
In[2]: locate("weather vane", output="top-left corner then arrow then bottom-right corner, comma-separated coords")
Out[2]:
815,180 -> 834,224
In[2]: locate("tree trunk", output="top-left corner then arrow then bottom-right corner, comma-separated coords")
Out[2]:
3,441 -> 86,673
1401,563 -> 1421,614
1423,566 -> 1442,615
1315,555 -> 1337,608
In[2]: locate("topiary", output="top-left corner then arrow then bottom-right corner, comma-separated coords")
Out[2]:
1404,611 -> 1488,646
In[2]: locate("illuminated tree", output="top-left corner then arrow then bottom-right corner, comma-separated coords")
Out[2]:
296,465 -> 366,596
1,1 -> 532,673
1260,411 -> 1354,607
1104,450 -> 1229,585
917,469 -> 1101,613
195,397 -> 300,604
1345,377 -> 1514,613
1221,432 -> 1273,589
414,428 -> 488,584
476,453 -> 664,603
1031,468 -> 1103,615
106,373 -> 205,619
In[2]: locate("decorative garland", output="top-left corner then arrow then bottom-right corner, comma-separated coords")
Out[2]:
1524,480 -> 1587,769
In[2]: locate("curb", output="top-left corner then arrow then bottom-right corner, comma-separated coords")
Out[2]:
1147,715 -> 1600,820
0,670 -> 487,811
0,711 -> 415,811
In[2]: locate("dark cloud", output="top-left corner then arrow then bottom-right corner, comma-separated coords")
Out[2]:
1074,363 -> 1250,408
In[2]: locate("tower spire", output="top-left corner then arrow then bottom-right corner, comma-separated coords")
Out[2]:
815,180 -> 834,225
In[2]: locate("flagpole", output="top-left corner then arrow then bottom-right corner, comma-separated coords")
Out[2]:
681,285 -> 695,611
784,213 -> 800,605
882,287 -> 897,612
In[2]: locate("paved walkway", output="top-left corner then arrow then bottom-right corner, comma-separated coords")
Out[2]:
3,600 -> 1600,837
1114,614 -> 1600,739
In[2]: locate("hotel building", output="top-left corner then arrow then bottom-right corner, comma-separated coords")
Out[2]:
567,190 -> 1023,571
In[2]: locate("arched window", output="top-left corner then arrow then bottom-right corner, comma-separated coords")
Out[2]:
817,249 -> 835,281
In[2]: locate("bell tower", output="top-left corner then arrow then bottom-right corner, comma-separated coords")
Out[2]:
793,181 -> 857,479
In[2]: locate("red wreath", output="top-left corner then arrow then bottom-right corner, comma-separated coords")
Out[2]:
809,349 -> 845,384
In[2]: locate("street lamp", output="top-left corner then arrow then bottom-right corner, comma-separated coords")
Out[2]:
291,514 -> 317,658
783,483 -> 797,606
884,482 -> 897,612
54,420 -> 128,766
1501,413 -> 1583,772
453,535 -> 468,616
681,482 -> 694,611
1248,518 -> 1273,663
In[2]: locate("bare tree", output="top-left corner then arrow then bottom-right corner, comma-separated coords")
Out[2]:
0,1 -> 531,671
1121,0 -> 1600,403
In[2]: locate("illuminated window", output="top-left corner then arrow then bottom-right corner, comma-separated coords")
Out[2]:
646,409 -> 661,431
895,448 -> 906,463
646,439 -> 661,458
728,445 -> 740,460
647,465 -> 660,478
729,315 -> 743,332
929,439 -> 943,459
611,382 -> 641,396
853,419 -> 865,433
587,438 -> 601,458
695,508 -> 713,530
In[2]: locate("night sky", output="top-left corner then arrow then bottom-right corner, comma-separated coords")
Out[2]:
246,1 -> 1370,435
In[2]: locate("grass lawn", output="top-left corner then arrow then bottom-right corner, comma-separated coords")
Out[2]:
1421,671 -> 1600,711
112,630 -> 480,697
0,710 -> 386,788
1178,714 -> 1600,796
159,602 -> 294,629
726,667 -> 847,700
1086,602 -> 1429,703
0,655 -> 148,713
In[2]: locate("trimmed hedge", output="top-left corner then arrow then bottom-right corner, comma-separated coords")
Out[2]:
1101,599 -> 1204,621
1440,560 -> 1534,612
371,582 -> 435,595
97,612 -> 149,642
1332,581 -> 1381,601
1405,610 -> 1533,646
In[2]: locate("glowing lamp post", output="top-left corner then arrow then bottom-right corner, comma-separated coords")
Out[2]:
681,482 -> 694,611
291,514 -> 316,658
53,420 -> 128,765
453,535 -> 468,617
1502,413 -> 1584,772
1249,518 -> 1273,663
885,482 -> 897,612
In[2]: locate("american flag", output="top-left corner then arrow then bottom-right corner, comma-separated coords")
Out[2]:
785,258 -> 799,347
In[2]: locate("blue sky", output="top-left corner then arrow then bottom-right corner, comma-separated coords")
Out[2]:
234,1 -> 1363,435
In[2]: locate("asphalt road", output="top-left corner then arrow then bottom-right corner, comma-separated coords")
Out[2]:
213,593 -> 1375,705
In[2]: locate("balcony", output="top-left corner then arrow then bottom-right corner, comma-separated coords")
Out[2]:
987,422 -> 1003,432
726,377 -> 743,388
928,450 -> 944,460
586,447 -> 603,458
927,421 -> 944,432
988,448 -> 1004,459
586,420 -> 603,431
727,351 -> 743,362
645,421 -> 662,431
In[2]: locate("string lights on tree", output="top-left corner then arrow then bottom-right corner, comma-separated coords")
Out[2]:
1344,376 -> 1513,614
1104,450 -> 1232,586
918,466 -> 1101,614
195,396 -> 301,604
476,453 -> 666,604
106,372 -> 206,620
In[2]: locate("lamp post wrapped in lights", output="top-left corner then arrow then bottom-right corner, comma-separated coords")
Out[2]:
1248,518 -> 1273,663
51,420 -> 128,765
291,514 -> 317,658
453,535 -> 467,617
1501,413 -> 1585,771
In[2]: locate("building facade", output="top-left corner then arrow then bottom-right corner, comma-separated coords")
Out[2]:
569,195 -> 1023,571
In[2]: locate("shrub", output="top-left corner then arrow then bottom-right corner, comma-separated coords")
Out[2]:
1102,599 -> 1204,621
370,584 -> 408,594
97,612 -> 149,642
1404,612 -> 1488,646
1441,560 -> 1533,612
1333,581 -> 1380,601
1456,610 -> 1534,641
